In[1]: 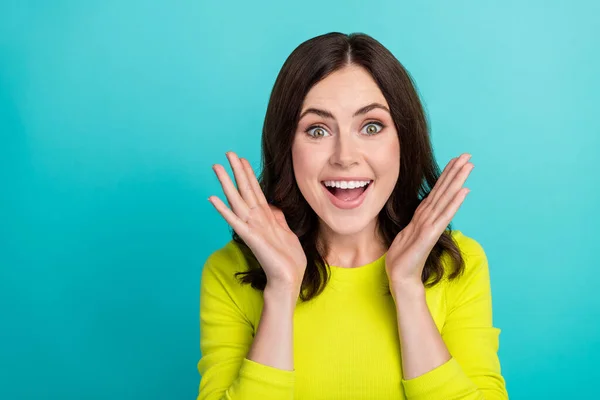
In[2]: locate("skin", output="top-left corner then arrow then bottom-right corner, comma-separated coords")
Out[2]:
208,64 -> 475,379
386,152 -> 473,379
292,65 -> 399,268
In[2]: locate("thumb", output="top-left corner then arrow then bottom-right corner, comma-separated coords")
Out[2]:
268,205 -> 291,231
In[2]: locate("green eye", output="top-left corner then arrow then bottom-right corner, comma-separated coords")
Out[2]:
305,122 -> 385,139
363,122 -> 384,135
306,126 -> 331,138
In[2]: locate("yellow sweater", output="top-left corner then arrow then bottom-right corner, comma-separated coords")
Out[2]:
197,230 -> 508,399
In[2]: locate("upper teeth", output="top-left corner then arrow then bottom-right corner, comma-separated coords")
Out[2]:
323,180 -> 371,189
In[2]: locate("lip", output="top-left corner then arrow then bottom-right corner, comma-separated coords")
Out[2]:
321,181 -> 373,210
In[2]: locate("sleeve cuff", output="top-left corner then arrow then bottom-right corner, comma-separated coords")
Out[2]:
239,357 -> 295,389
401,357 -> 464,399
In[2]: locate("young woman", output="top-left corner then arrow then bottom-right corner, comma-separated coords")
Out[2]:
198,32 -> 508,399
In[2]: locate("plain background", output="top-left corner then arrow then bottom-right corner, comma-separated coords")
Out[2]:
1,1 -> 599,399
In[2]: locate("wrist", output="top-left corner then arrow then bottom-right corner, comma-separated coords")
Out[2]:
390,279 -> 425,301
264,283 -> 301,307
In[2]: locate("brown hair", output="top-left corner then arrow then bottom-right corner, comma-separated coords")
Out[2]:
232,32 -> 465,302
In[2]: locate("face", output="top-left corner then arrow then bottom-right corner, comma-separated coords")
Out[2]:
291,65 -> 400,238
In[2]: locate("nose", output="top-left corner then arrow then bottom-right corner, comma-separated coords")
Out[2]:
329,132 -> 360,168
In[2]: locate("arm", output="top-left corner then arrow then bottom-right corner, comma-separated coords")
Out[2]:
247,284 -> 298,371
197,256 -> 297,400
392,283 -> 451,380
201,152 -> 308,399
393,238 -> 508,400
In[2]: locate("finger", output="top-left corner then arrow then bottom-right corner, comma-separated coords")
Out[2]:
413,157 -> 458,220
240,158 -> 268,206
226,152 -> 259,208
212,163 -> 250,220
425,157 -> 456,206
208,195 -> 250,236
430,153 -> 470,202
428,153 -> 471,206
433,188 -> 470,228
432,161 -> 474,214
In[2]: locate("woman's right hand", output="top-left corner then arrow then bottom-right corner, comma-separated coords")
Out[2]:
208,151 -> 307,294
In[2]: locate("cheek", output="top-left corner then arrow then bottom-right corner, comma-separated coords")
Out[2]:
382,143 -> 400,169
291,142 -> 316,183
374,136 -> 400,180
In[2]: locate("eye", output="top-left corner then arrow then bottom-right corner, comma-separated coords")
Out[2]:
361,122 -> 385,135
305,125 -> 331,139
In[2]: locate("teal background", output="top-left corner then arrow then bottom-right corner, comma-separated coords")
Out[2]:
1,1 -> 598,399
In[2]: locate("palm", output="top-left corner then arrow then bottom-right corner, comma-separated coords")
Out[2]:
385,154 -> 474,286
244,203 -> 307,286
208,151 -> 307,289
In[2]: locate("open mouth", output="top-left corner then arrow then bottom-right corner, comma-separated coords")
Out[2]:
321,180 -> 373,203
320,180 -> 373,210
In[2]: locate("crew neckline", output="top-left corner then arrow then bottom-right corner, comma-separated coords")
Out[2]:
328,251 -> 387,271
326,251 -> 389,288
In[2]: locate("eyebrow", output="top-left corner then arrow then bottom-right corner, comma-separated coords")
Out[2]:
299,102 -> 390,121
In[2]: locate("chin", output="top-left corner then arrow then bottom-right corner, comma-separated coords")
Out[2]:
319,214 -> 374,236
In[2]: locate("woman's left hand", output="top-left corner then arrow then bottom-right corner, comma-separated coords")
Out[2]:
385,153 -> 475,289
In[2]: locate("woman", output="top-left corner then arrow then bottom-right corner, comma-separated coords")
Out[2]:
198,32 -> 508,399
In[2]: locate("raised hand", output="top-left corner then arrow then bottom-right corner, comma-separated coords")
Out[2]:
385,153 -> 474,288
208,151 -> 307,293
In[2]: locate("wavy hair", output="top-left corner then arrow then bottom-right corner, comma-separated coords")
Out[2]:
232,32 -> 465,302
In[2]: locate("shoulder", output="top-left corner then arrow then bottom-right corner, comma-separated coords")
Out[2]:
444,230 -> 491,293
200,240 -> 264,332
202,240 -> 251,287
204,240 -> 247,273
449,229 -> 486,261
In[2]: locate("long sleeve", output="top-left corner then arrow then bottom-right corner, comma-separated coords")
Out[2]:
401,235 -> 509,400
197,252 -> 295,400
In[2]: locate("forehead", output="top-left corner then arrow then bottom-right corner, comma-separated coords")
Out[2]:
301,65 -> 389,112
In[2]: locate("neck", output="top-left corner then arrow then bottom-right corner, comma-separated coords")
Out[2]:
317,218 -> 387,268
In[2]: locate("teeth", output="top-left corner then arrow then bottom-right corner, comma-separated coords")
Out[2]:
323,180 -> 371,189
